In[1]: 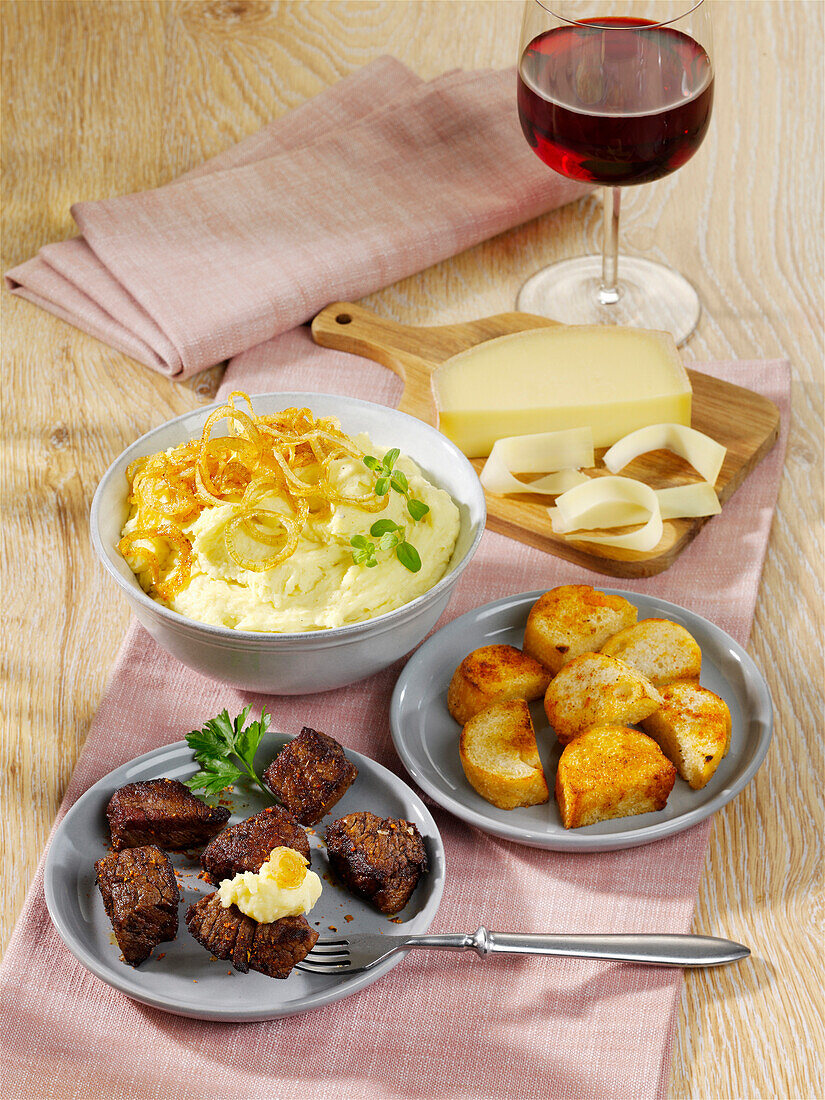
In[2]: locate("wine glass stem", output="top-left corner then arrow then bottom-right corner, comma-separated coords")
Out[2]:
599,186 -> 621,305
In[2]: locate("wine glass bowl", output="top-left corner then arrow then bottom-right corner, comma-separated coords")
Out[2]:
516,1 -> 714,342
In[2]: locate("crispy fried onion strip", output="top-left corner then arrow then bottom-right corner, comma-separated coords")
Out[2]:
118,526 -> 195,599
224,511 -> 300,572
122,394 -> 389,578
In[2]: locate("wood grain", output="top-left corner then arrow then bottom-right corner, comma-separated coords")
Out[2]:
1,2 -> 822,1098
312,301 -> 781,576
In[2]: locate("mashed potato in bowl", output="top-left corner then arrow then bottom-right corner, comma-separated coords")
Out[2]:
119,397 -> 460,633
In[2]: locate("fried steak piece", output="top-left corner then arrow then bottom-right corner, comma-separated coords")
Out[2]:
185,893 -> 318,978
95,845 -> 179,966
200,805 -> 311,884
325,811 -> 428,915
106,778 -> 230,851
262,727 -> 357,825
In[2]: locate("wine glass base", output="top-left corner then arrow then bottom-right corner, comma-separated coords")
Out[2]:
516,255 -> 701,345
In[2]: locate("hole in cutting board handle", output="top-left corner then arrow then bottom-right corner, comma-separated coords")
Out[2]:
335,313 -> 352,325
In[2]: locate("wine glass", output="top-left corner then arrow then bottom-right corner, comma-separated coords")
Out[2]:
517,0 -> 714,343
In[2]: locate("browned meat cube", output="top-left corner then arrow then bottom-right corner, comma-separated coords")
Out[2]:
262,728 -> 357,826
200,806 -> 311,884
95,845 -> 179,966
185,893 -> 318,978
106,778 -> 230,851
324,811 -> 428,915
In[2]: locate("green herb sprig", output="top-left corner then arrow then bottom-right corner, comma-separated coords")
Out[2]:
349,519 -> 422,573
184,706 -> 270,796
363,449 -> 430,522
350,533 -> 378,568
350,449 -> 428,572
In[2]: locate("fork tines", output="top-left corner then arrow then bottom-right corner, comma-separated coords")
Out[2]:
308,938 -> 349,956
296,937 -> 352,973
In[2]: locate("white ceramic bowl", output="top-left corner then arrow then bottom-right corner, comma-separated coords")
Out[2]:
90,392 -> 486,694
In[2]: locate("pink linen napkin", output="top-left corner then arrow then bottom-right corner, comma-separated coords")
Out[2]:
4,57 -> 590,378
0,332 -> 789,1100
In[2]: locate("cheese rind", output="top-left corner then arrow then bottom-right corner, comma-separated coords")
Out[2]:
434,326 -> 692,457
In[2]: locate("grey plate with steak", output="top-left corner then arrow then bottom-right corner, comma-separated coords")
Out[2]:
44,733 -> 445,1021
390,589 -> 773,852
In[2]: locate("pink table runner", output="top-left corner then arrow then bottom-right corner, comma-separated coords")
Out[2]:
0,331 -> 790,1100
4,57 -> 589,378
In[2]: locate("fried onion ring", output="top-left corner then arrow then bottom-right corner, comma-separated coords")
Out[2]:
121,394 -> 388,585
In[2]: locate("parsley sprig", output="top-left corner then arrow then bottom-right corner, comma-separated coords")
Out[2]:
184,706 -> 270,796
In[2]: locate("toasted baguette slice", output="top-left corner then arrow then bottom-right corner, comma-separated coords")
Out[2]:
555,726 -> 677,829
600,619 -> 701,686
523,585 -> 638,676
544,652 -> 663,746
459,700 -> 549,811
641,680 -> 731,789
447,645 -> 552,725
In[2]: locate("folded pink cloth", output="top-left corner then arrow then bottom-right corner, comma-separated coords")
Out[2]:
5,57 -> 590,378
0,332 -> 789,1100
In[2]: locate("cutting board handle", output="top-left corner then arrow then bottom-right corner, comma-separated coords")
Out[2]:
311,299 -> 440,365
311,302 -> 443,424
311,301 -> 560,366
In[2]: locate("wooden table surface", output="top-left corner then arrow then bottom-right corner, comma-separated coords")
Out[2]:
2,2 -> 822,1097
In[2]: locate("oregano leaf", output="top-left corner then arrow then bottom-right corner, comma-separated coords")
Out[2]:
407,498 -> 430,521
396,541 -> 422,572
379,531 -> 401,551
370,519 -> 400,536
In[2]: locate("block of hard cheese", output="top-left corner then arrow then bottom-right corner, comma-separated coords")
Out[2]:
433,326 -> 692,457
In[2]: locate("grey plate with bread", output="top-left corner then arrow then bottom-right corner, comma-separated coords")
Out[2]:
390,590 -> 773,852
44,733 -> 445,1021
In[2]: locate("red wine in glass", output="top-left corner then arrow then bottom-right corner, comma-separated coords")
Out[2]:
518,18 -> 714,186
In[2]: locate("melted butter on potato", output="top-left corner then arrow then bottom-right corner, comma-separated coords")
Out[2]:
218,847 -> 322,924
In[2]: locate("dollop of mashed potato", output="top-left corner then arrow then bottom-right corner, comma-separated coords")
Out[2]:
121,430 -> 460,632
218,847 -> 322,924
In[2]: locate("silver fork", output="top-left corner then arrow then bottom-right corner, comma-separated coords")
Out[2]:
296,927 -> 749,974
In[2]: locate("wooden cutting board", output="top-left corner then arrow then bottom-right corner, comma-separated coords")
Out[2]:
311,302 -> 781,578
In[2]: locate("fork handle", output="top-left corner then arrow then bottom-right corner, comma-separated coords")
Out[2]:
404,928 -> 749,967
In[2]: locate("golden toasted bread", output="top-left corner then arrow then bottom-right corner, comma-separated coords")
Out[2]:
555,726 -> 677,829
523,585 -> 638,676
600,618 -> 701,686
459,700 -> 550,811
447,644 -> 552,725
543,652 -> 662,746
641,680 -> 731,789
